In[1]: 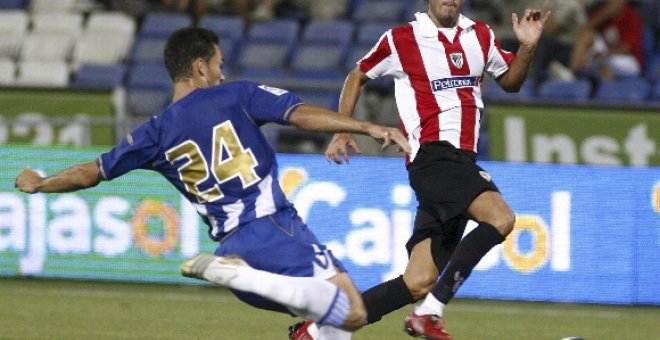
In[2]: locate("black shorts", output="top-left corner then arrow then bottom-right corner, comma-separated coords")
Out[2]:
408,141 -> 499,225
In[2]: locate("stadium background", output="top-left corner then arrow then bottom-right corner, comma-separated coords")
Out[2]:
0,0 -> 659,338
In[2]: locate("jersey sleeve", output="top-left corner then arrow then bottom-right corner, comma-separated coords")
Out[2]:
483,26 -> 515,79
97,118 -> 160,181
358,31 -> 395,79
242,82 -> 303,125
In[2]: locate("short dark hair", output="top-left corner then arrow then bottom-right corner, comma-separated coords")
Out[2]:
164,27 -> 219,82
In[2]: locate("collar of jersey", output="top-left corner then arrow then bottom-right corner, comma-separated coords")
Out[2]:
414,12 -> 475,38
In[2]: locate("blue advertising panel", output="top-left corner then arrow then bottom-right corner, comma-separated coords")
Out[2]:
278,156 -> 660,305
1,146 -> 658,305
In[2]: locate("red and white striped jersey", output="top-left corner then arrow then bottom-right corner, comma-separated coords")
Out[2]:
358,12 -> 515,161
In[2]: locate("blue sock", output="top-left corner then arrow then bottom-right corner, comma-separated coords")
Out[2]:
317,288 -> 350,327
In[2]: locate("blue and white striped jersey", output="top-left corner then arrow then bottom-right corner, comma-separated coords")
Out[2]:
97,80 -> 303,241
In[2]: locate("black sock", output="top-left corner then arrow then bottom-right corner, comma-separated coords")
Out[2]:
431,222 -> 504,303
362,275 -> 414,324
431,217 -> 469,271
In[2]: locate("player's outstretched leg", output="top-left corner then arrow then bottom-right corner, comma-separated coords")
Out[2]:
181,253 -> 358,332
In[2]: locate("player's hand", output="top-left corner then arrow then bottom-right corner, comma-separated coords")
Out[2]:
15,167 -> 43,194
325,133 -> 362,164
368,126 -> 411,154
512,8 -> 551,47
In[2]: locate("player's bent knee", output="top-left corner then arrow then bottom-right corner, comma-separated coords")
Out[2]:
488,210 -> 516,237
497,212 -> 516,236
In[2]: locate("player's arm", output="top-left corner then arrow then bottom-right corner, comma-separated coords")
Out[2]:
325,67 -> 371,164
338,67 -> 370,119
496,46 -> 535,92
15,161 -> 100,194
496,9 -> 551,92
289,103 -> 410,154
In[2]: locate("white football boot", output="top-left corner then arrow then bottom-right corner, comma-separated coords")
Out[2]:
181,254 -> 247,285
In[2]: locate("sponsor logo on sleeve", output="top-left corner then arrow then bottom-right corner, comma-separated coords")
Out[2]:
258,85 -> 288,96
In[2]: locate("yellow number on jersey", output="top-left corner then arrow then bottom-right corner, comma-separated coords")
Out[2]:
212,121 -> 260,188
165,121 -> 260,203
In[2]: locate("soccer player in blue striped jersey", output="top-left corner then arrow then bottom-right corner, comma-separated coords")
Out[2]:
15,27 -> 410,337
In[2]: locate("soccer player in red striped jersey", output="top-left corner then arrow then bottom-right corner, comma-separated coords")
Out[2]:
321,1 -> 551,339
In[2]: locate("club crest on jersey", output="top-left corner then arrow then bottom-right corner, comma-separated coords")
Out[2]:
450,52 -> 464,69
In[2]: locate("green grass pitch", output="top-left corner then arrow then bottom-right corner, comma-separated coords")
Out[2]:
1,277 -> 658,340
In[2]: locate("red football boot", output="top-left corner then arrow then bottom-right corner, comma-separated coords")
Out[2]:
289,320 -> 315,340
403,311 -> 452,340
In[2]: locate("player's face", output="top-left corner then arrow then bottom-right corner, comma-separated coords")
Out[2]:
205,44 -> 225,86
428,0 -> 464,27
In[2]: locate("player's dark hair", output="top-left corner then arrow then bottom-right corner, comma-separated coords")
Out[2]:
164,27 -> 219,82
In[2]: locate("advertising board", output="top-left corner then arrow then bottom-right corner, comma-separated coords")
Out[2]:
0,89 -> 117,146
488,104 -> 660,166
1,146 -> 658,305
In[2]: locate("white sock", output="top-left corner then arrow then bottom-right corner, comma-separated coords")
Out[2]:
318,324 -> 351,340
300,322 -> 351,340
215,265 -> 350,327
415,293 -> 445,317
307,323 -> 320,339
